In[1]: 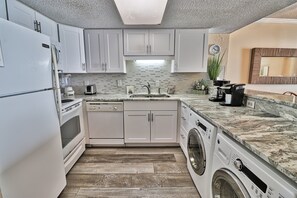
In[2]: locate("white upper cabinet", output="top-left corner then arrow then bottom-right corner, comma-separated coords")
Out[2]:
7,0 -> 58,45
59,24 -> 86,73
85,29 -> 125,73
124,29 -> 149,55
149,29 -> 174,55
173,29 -> 208,73
35,13 -> 58,45
7,0 -> 35,30
0,0 -> 7,19
124,29 -> 174,56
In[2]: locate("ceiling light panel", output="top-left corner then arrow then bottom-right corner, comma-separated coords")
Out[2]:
114,0 -> 168,25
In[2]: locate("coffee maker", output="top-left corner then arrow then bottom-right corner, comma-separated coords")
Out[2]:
209,80 -> 230,102
219,84 -> 245,106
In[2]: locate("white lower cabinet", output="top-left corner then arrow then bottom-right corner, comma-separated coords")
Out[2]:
124,111 -> 151,143
151,111 -> 177,143
124,101 -> 178,144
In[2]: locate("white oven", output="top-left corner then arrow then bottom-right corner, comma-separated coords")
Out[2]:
60,99 -> 85,174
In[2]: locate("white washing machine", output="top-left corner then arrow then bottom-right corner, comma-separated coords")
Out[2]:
211,129 -> 297,198
187,110 -> 217,198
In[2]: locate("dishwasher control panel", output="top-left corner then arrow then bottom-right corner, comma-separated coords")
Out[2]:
86,102 -> 123,112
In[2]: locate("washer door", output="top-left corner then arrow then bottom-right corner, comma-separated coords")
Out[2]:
212,169 -> 250,198
187,128 -> 206,175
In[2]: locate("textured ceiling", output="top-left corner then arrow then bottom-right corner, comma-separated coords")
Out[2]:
18,0 -> 297,33
269,2 -> 297,19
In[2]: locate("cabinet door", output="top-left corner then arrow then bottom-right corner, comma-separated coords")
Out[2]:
7,0 -> 36,30
151,111 -> 177,143
35,12 -> 58,46
149,29 -> 174,55
174,29 -> 208,73
124,111 -> 151,143
0,0 -> 7,19
59,24 -> 86,73
104,30 -> 125,73
124,29 -> 149,55
84,30 -> 105,73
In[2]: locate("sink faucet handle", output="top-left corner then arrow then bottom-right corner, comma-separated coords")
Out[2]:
158,87 -> 161,94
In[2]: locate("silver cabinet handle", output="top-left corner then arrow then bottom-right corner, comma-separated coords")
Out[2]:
151,113 -> 153,122
38,22 -> 41,33
149,45 -> 152,54
105,63 -> 107,71
147,45 -> 149,54
34,20 -> 38,32
148,113 -> 150,122
102,63 -> 105,71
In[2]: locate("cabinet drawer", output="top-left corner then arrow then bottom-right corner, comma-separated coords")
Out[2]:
181,102 -> 190,117
124,101 -> 178,111
179,128 -> 188,158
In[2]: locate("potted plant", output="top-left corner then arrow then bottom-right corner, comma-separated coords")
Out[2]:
207,52 -> 225,81
191,79 -> 208,95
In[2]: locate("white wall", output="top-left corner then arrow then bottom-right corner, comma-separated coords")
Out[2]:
227,22 -> 297,93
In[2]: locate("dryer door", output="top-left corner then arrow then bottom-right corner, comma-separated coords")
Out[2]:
212,169 -> 250,198
187,128 -> 206,175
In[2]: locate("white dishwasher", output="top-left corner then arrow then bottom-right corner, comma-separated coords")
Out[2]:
86,102 -> 124,145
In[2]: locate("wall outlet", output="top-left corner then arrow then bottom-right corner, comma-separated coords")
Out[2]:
84,80 -> 90,85
246,100 -> 255,109
117,80 -> 123,87
155,80 -> 160,87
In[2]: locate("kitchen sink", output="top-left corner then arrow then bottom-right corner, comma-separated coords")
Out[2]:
129,94 -> 170,98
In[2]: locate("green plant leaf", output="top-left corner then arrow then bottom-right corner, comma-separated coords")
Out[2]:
207,52 -> 225,80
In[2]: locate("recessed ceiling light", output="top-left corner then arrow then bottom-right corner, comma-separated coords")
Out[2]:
114,0 -> 168,25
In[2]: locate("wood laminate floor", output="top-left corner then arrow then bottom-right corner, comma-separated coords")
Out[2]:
59,147 -> 200,198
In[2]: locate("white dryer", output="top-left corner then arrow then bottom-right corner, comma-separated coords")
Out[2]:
187,110 -> 217,198
211,129 -> 297,198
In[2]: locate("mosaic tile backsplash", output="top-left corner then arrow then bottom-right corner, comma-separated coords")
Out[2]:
68,60 -> 208,94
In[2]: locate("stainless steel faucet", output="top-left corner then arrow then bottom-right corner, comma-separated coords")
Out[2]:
283,91 -> 297,103
142,82 -> 151,94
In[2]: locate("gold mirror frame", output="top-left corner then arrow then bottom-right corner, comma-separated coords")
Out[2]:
249,48 -> 297,84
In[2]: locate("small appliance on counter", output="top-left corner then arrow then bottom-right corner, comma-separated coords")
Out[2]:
64,86 -> 75,97
219,84 -> 245,106
84,84 -> 97,95
209,80 -> 230,102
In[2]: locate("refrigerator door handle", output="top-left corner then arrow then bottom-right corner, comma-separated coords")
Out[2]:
51,46 -> 62,123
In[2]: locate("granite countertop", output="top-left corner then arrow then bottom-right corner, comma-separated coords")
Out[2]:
74,93 -> 297,185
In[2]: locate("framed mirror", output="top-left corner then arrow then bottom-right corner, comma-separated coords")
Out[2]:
249,48 -> 297,84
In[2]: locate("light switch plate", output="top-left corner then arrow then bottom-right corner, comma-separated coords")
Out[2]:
246,100 -> 255,109
0,41 -> 4,67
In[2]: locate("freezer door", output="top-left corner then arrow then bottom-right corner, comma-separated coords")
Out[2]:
0,90 -> 66,198
0,19 -> 53,97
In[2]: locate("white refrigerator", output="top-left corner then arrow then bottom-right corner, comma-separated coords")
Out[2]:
0,19 -> 66,197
